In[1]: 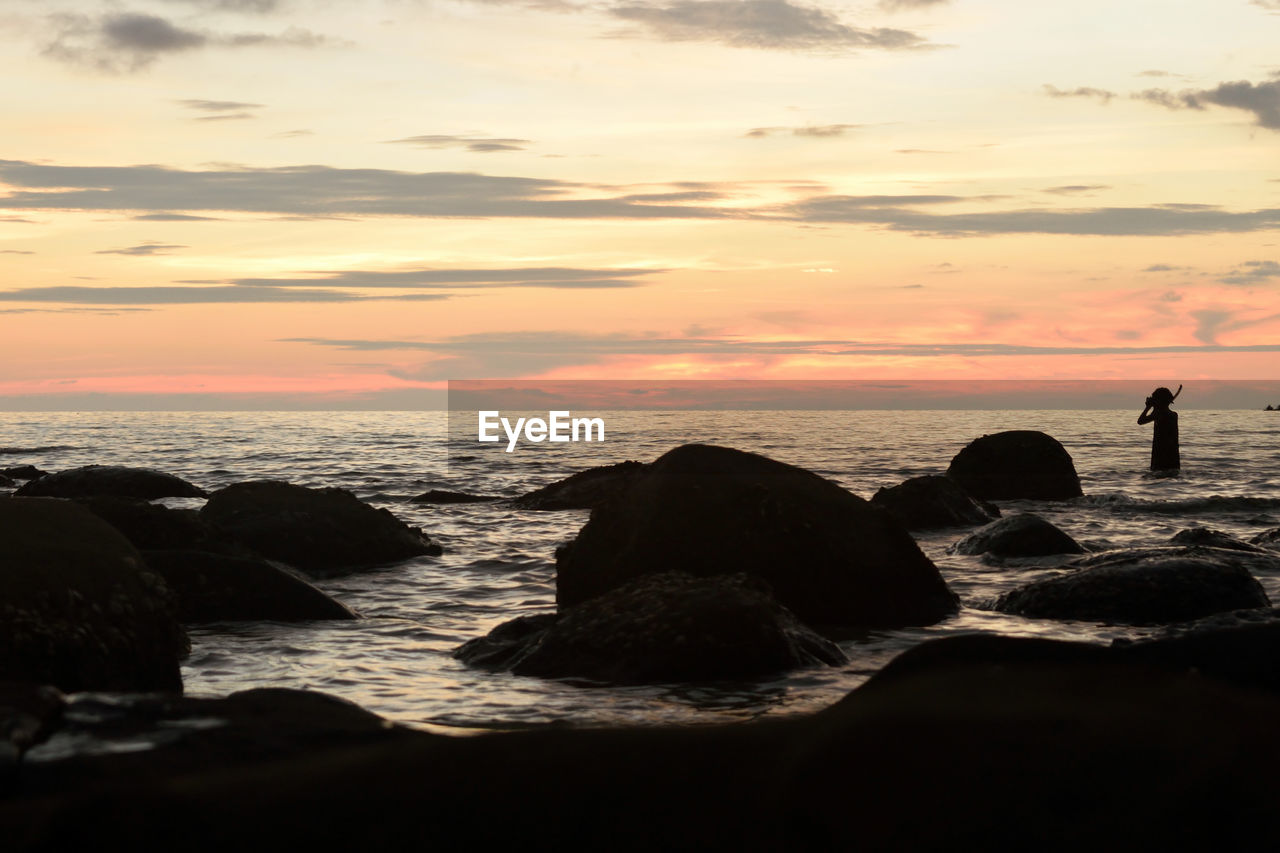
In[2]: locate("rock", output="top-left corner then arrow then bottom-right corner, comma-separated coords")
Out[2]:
409,489 -> 501,504
869,474 -> 997,530
456,573 -> 846,684
512,460 -> 648,510
74,495 -> 228,552
0,475 -> 12,489
555,444 -> 957,633
993,545 -> 1273,625
200,481 -> 441,577
949,512 -> 1083,557
1170,527 -> 1268,552
0,498 -> 187,692
141,550 -> 358,623
1,465 -> 47,481
1,683 -> 65,775
946,430 -> 1083,500
1249,527 -> 1280,550
16,465 -> 206,499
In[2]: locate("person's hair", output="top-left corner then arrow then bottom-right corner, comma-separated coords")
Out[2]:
1150,386 -> 1174,405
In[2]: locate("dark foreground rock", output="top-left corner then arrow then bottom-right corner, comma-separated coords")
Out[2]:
74,495 -> 227,552
1,683 -> 64,770
1248,527 -> 1280,550
409,489 -> 501,504
16,465 -> 206,499
556,444 -> 957,633
0,475 -> 11,488
0,498 -> 187,692
512,460 -> 648,510
200,481 -> 441,577
993,545 -> 1273,624
142,550 -> 357,622
6,652 -> 1280,850
1170,527 -> 1268,552
0,465 -> 46,481
950,512 -> 1083,557
869,474 -> 997,530
456,573 -> 845,683
946,430 -> 1083,500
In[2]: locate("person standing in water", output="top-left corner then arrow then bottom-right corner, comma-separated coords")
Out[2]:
1138,385 -> 1181,471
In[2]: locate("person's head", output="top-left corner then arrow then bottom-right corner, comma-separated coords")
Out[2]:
1147,386 -> 1175,407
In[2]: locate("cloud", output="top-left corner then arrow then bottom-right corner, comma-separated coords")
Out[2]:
1191,309 -> 1237,344
273,129 -> 314,138
158,0 -> 285,11
0,286 -> 452,304
1042,185 -> 1110,195
878,0 -> 949,9
1252,1 -> 1280,10
609,0 -> 929,51
745,124 -> 860,138
177,99 -> 265,121
95,242 -> 188,256
231,266 -> 663,289
384,134 -> 532,153
1220,259 -> 1280,285
1142,264 -> 1184,272
42,12 -> 339,72
132,213 -> 221,221
1134,79 -> 1280,130
1042,85 -> 1116,103
0,250 -> 34,255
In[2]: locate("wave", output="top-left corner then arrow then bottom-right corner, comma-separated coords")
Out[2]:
1075,493 -> 1280,514
0,445 -> 76,455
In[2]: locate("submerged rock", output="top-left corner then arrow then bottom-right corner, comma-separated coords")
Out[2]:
1170,527 -> 1268,552
16,465 -> 206,499
0,475 -> 12,489
200,481 -> 441,577
993,545 -> 1273,625
869,474 -> 997,530
512,460 -> 648,510
456,572 -> 845,684
1,682 -> 65,771
1249,527 -> 1280,551
141,550 -> 357,623
0,465 -> 47,481
946,430 -> 1083,500
949,513 -> 1083,558
0,498 -> 187,692
556,444 -> 957,633
409,490 -> 501,504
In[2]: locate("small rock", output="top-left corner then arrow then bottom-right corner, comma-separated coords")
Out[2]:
869,475 -> 997,530
950,513 -> 1084,557
512,461 -> 648,510
16,465 -> 206,499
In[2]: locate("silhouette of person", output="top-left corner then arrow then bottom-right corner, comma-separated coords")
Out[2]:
1138,386 -> 1180,471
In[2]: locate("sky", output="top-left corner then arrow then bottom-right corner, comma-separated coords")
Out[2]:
1,0 -> 1278,409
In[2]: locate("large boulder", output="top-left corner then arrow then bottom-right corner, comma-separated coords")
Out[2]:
200,481 -> 441,577
869,475 -> 997,530
456,573 -> 846,683
993,546 -> 1273,625
0,498 -> 187,692
946,430 -> 1082,500
74,495 -> 228,553
512,461 -> 648,510
949,513 -> 1083,558
141,550 -> 358,623
16,465 -> 206,499
555,444 -> 957,633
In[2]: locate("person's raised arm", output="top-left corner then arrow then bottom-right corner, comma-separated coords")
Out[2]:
1138,400 -> 1155,425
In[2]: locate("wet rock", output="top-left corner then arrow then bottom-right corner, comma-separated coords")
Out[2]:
409,489 -> 501,504
512,460 -> 648,510
16,465 -> 206,499
0,498 -> 187,692
869,474 -> 997,530
141,550 -> 358,622
75,495 -> 228,552
0,475 -> 12,489
457,573 -> 846,684
1170,526 -> 1268,552
946,430 -> 1083,500
993,545 -> 1273,625
1,683 -> 65,774
1,465 -> 47,481
200,480 -> 441,577
556,444 -> 957,633
949,512 -> 1083,557
1249,527 -> 1280,550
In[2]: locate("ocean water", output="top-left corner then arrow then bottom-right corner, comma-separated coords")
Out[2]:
3,409 -> 1279,732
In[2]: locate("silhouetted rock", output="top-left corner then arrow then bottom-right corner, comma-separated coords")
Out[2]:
512,460 -> 648,510
1170,526 -> 1267,552
946,430 -> 1083,500
409,489 -> 501,504
869,474 -> 997,530
1250,527 -> 1280,550
949,512 -> 1083,557
0,475 -> 11,489
0,498 -> 187,692
457,573 -> 846,683
74,495 -> 227,552
0,683 -> 64,773
993,545 -> 1273,625
141,550 -> 357,622
556,444 -> 957,633
200,481 -> 441,577
1,466 -> 47,481
16,465 -> 206,499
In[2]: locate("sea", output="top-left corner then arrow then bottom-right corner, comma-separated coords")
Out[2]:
3,409 -> 1279,733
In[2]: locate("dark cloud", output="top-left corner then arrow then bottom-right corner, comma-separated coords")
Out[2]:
42,12 -> 338,72
0,286 -> 452,304
1220,259 -> 1280,285
745,124 -> 860,138
1191,309 -> 1236,345
1043,185 -> 1110,195
95,242 -> 188,256
384,134 -> 532,153
1142,264 -> 1183,272
231,266 -> 662,289
609,0 -> 929,51
1135,79 -> 1280,130
159,0 -> 285,11
1042,85 -> 1116,103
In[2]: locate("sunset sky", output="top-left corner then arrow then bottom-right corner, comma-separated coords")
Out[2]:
1,0 -> 1278,408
